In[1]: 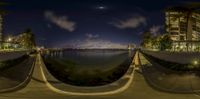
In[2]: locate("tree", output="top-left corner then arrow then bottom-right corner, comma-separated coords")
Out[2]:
141,31 -> 153,49
0,2 -> 8,15
160,34 -> 173,51
18,28 -> 36,49
151,36 -> 161,49
0,2 -> 8,5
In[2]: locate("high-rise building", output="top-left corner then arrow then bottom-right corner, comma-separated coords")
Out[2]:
165,7 -> 200,51
0,14 -> 3,47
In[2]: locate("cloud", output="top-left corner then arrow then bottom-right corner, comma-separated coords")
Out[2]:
149,25 -> 163,36
44,11 -> 76,32
111,15 -> 146,29
85,33 -> 99,39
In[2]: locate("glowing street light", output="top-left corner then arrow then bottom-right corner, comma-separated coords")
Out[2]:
193,60 -> 199,65
7,37 -> 12,42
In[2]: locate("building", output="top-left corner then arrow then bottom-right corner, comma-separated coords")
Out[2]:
165,7 -> 200,51
0,14 -> 3,48
0,9 -> 8,50
128,44 -> 135,50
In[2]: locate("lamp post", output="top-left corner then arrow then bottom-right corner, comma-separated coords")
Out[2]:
8,37 -> 12,42
7,36 -> 12,50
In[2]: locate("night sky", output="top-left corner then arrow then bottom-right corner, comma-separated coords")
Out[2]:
1,0 -> 200,48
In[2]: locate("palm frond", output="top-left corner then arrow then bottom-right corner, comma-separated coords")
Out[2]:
0,10 -> 7,15
183,2 -> 200,9
0,2 -> 8,6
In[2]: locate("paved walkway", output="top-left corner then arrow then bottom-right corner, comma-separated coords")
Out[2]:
0,52 -> 200,99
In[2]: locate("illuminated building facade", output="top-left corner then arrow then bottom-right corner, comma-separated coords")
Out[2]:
165,7 -> 200,51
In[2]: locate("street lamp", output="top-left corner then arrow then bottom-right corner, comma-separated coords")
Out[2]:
8,37 -> 12,42
193,60 -> 199,65
6,37 -> 13,50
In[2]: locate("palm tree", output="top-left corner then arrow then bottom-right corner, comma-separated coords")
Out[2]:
0,2 -> 8,15
160,34 -> 173,51
0,2 -> 7,5
141,31 -> 153,49
151,36 -> 161,50
18,29 -> 36,49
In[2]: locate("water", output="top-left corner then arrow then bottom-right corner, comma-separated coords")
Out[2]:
43,49 -> 134,86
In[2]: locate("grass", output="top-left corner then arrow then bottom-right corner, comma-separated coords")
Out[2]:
142,52 -> 200,71
0,55 -> 29,70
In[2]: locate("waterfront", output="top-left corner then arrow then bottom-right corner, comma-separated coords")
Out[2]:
43,49 -> 134,86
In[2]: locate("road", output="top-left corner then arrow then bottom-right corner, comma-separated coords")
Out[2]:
0,51 -> 199,99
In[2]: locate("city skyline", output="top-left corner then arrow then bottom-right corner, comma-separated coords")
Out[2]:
1,0 -> 200,48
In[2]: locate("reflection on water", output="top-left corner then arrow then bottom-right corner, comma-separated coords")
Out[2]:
43,49 -> 134,86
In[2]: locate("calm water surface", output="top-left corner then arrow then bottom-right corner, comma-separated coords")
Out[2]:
43,49 -> 134,86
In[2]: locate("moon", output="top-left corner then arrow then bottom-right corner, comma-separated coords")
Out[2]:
96,6 -> 107,10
